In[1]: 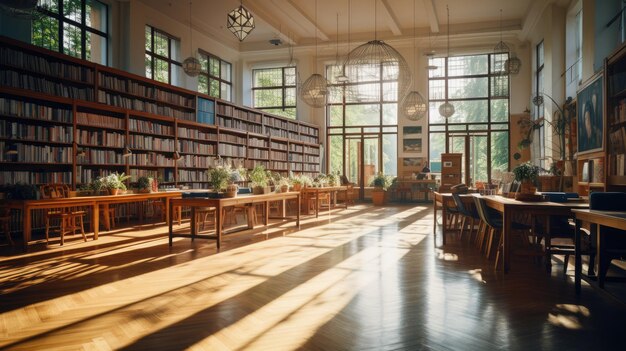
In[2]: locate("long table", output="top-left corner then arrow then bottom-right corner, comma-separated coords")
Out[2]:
169,191 -> 300,249
481,195 -> 588,273
300,186 -> 348,218
573,209 -> 626,294
432,192 -> 474,245
3,191 -> 182,248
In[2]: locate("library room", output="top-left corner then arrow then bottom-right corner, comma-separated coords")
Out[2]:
1,0 -> 626,350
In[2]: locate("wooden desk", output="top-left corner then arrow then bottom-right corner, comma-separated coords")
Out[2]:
480,195 -> 588,273
169,191 -> 300,249
573,209 -> 626,294
300,186 -> 348,218
3,191 -> 182,248
396,179 -> 437,202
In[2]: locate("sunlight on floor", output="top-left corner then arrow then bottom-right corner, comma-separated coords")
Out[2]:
546,304 -> 591,330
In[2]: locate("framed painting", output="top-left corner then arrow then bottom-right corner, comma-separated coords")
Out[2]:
403,138 -> 422,153
577,73 -> 604,154
403,126 -> 422,136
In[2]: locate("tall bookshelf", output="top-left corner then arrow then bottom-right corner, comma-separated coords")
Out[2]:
0,35 -> 320,190
606,41 -> 626,192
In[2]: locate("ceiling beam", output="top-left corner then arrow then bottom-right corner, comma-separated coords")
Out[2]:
423,0 -> 439,33
240,0 -> 299,44
260,0 -> 329,42
379,0 -> 402,36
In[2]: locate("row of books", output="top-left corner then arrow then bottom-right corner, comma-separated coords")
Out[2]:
304,146 -> 319,155
1,142 -> 71,163
270,161 -> 288,170
218,144 -> 246,158
219,133 -> 246,145
610,98 -> 626,125
249,137 -> 268,148
128,168 -> 174,182
1,70 -> 93,100
178,140 -> 215,154
244,159 -> 269,169
265,126 -> 290,139
299,125 -> 319,137
299,134 -> 319,144
0,46 -> 93,83
177,169 -> 208,182
0,171 -> 72,184
98,91 -> 195,120
263,116 -> 289,129
581,158 -> 604,183
248,149 -> 269,159
0,97 -> 72,123
99,72 -> 195,107
129,153 -> 173,166
77,167 -> 125,184
178,155 -> 214,169
216,116 -> 263,134
129,135 -> 175,152
291,163 -> 303,171
611,154 -> 626,176
270,141 -> 288,151
609,125 -> 626,156
177,127 -> 217,141
303,164 -> 321,172
1,122 -> 73,142
77,149 -> 126,165
76,111 -> 125,129
289,154 -> 303,162
271,150 -> 288,161
290,144 -> 303,153
216,103 -> 263,123
304,155 -> 320,163
129,118 -> 174,136
77,130 -> 125,147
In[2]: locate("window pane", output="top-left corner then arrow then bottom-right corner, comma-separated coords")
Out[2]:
254,89 -> 282,108
154,31 -> 168,57
447,100 -> 488,124
429,102 -> 447,124
449,77 -> 488,99
63,0 -> 82,23
39,0 -> 59,13
491,53 -> 508,75
329,135 -> 344,174
221,82 -> 231,101
154,58 -> 169,83
491,99 -> 509,122
198,75 -> 208,94
209,57 -> 219,77
491,131 -> 509,172
382,82 -> 398,101
285,87 -> 296,106
329,105 -> 343,126
491,75 -> 509,97
254,68 -> 282,88
199,54 -> 208,71
429,133 -> 446,172
221,61 -> 231,82
284,67 -> 296,86
86,0 -> 107,32
145,53 -> 152,79
448,55 -> 488,76
428,58 -> 445,78
85,31 -> 106,64
382,103 -> 397,125
171,63 -> 181,85
352,83 -> 380,102
382,133 -> 397,176
32,15 -> 60,51
171,37 -> 180,62
145,26 -> 151,52
209,79 -> 219,97
346,104 -> 380,126
429,79 -> 445,100
382,63 -> 399,80
63,23 -> 82,58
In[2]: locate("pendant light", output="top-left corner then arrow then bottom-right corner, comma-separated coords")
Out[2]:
299,0 -> 329,108
439,5 -> 454,118
425,31 -> 438,71
182,1 -> 201,77
400,0 -> 427,121
227,0 -> 255,41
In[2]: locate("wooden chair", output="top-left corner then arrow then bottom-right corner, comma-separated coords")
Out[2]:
40,184 -> 87,246
0,206 -> 12,245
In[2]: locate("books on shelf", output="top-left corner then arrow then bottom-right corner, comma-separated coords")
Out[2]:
178,140 -> 215,154
0,97 -> 72,123
129,118 -> 174,136
129,134 -> 175,152
1,70 -> 93,100
99,91 -> 194,120
0,46 -> 93,83
1,142 -> 71,163
218,144 -> 246,158
1,121 -> 72,142
129,168 -> 174,182
76,111 -> 124,129
177,126 -> 217,141
77,149 -> 125,165
0,171 -> 71,184
129,152 -> 173,166
77,129 -> 125,147
270,141 -> 288,151
99,72 -> 195,107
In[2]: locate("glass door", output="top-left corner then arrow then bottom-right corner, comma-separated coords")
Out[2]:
346,135 -> 380,199
448,132 -> 489,187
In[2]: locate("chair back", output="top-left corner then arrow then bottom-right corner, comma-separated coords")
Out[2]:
509,180 -> 521,193
473,195 -> 500,228
40,184 -> 69,199
452,193 -> 469,216
589,192 -> 626,211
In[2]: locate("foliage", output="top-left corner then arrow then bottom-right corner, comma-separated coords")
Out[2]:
327,171 -> 341,186
370,173 -> 393,190
512,162 -> 540,183
94,172 -> 131,191
2,183 -> 38,200
207,165 -> 232,191
248,165 -> 270,188
137,176 -> 153,190
277,177 -> 291,187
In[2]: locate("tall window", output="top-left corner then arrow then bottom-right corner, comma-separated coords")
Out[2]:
145,25 -> 181,85
535,41 -> 545,166
428,54 -> 509,184
32,0 -> 108,65
326,63 -> 399,187
198,50 -> 232,101
252,67 -> 297,119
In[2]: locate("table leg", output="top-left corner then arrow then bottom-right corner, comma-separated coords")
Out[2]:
282,199 -> 286,218
191,207 -> 196,242
23,205 -> 31,249
442,202 -> 447,246
597,224 -> 605,288
215,204 -> 222,250
574,218 -> 582,294
247,205 -> 254,229
165,198 -> 170,226
315,192 -> 320,218
502,207 -> 512,273
297,194 -> 300,228
103,204 -> 111,231
93,203 -> 99,240
264,201 -> 269,225
169,201 -> 174,246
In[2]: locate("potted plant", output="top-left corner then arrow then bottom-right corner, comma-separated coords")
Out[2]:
207,165 -> 232,193
370,173 -> 391,206
512,162 -> 539,195
328,172 -> 341,187
97,172 -> 130,195
248,165 -> 270,194
277,177 -> 291,193
291,175 -> 304,191
137,176 -> 153,193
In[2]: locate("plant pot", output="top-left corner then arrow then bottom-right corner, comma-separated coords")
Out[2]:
109,188 -> 121,196
68,191 -> 77,198
138,188 -> 151,193
253,186 -> 270,195
372,189 -> 387,206
225,184 -> 238,198
292,183 -> 302,191
520,181 -> 536,194
280,185 -> 289,193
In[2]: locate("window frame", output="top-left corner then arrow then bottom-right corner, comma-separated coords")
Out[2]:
33,0 -> 109,64
535,40 -> 546,165
198,49 -> 232,101
145,25 -> 181,84
251,67 -> 297,119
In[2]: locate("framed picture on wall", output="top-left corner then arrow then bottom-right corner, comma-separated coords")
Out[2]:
402,157 -> 424,167
403,138 -> 422,153
577,72 -> 604,155
403,126 -> 422,136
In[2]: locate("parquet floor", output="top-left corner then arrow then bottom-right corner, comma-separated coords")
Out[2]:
1,204 -> 625,350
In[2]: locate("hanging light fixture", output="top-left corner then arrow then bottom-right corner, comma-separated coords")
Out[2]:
425,31 -> 438,71
227,0 -> 255,42
299,0 -> 329,108
505,52 -> 522,75
329,8 -> 356,102
493,9 -> 510,76
439,5 -> 454,118
343,0 -> 411,100
0,0 -> 43,20
400,0 -> 427,121
183,1 -> 201,77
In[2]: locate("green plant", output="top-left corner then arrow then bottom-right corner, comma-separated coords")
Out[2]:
248,165 -> 270,188
137,176 -> 153,190
512,162 -> 540,183
370,173 -> 392,190
95,172 -> 130,191
207,165 -> 232,191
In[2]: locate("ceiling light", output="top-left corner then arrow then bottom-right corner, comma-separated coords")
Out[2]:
400,0 -> 427,121
439,5 -> 455,118
227,0 -> 255,42
183,1 -> 201,77
300,0 -> 328,108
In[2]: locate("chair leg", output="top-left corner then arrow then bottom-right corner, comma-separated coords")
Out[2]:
563,254 -> 570,275
486,227 -> 495,259
2,221 -> 12,245
494,231 -> 503,270
79,215 -> 87,242
45,217 -> 50,244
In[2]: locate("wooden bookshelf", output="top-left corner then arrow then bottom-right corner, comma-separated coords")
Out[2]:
605,41 -> 626,192
0,35 -> 321,190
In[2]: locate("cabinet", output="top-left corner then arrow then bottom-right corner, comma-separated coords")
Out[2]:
0,35 -> 320,189
439,153 -> 462,192
605,41 -> 626,191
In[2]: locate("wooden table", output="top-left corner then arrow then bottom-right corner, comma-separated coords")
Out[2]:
3,191 -> 182,248
396,179 -> 437,201
481,195 -> 588,273
432,192 -> 475,245
572,209 -> 626,294
169,191 -> 300,249
300,186 -> 348,218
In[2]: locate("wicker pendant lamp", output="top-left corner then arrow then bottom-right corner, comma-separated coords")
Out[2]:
183,1 -> 201,77
438,5 -> 455,119
299,0 -> 329,108
400,0 -> 427,121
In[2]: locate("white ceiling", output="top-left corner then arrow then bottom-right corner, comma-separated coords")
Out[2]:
139,0 -> 571,52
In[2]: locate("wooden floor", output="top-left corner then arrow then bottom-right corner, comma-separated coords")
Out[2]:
1,204 -> 625,350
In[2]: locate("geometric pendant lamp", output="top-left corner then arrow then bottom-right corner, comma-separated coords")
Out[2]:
227,0 -> 255,41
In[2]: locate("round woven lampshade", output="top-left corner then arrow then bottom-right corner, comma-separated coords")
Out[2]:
343,40 -> 411,99
183,56 -> 202,77
439,101 -> 455,118
300,73 -> 329,108
401,91 -> 427,121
